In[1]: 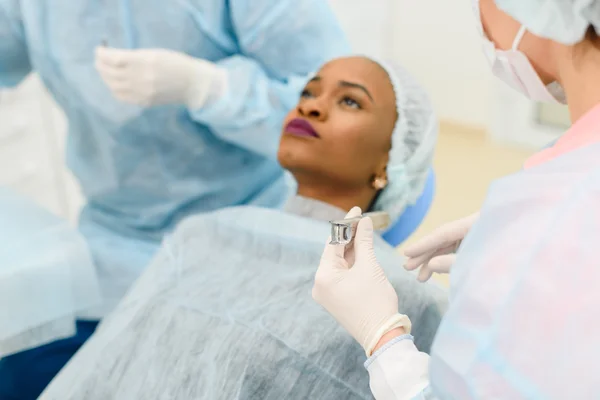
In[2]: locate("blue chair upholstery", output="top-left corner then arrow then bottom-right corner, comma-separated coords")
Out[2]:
382,169 -> 436,247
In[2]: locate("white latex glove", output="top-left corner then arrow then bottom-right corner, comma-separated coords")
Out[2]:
95,47 -> 227,108
404,212 -> 480,282
313,207 -> 412,356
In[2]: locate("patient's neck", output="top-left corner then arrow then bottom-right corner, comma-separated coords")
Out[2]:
296,182 -> 376,214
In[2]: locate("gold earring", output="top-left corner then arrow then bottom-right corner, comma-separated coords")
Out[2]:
372,176 -> 388,190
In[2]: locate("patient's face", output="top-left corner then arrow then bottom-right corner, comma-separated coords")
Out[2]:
278,57 -> 397,191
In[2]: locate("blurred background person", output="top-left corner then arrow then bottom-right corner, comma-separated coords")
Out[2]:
0,0 -> 350,397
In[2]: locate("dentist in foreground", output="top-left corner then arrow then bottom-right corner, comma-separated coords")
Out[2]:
313,0 -> 600,398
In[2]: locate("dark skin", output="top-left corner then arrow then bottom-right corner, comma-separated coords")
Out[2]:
277,56 -> 398,212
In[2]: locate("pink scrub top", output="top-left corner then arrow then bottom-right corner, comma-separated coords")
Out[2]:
524,103 -> 600,169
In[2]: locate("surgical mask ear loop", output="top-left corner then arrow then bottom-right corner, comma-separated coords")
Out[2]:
511,25 -> 527,51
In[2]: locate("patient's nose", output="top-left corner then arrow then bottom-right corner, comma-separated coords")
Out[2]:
298,98 -> 328,121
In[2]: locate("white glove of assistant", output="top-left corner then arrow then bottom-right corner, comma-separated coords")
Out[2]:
313,207 -> 411,356
95,47 -> 227,108
404,212 -> 479,282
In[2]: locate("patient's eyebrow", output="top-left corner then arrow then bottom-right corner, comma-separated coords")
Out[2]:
307,76 -> 374,103
339,80 -> 374,103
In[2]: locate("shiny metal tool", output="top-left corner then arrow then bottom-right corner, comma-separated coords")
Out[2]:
329,211 -> 391,245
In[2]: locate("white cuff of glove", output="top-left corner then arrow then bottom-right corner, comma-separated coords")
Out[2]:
186,60 -> 229,110
366,314 -> 412,356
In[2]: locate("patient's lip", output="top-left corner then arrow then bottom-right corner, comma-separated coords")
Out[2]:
284,118 -> 320,138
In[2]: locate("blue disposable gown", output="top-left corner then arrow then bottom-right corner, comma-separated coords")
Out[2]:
0,0 -> 351,316
0,188 -> 101,357
429,141 -> 600,398
40,204 -> 448,400
361,141 -> 600,399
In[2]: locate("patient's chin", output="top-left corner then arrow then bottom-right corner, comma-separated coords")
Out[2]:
277,151 -> 300,172
277,141 -> 313,172
277,153 -> 319,184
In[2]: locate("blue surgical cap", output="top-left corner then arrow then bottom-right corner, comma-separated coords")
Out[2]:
494,0 -> 600,45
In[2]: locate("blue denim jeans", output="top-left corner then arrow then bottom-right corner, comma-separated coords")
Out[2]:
0,320 -> 99,400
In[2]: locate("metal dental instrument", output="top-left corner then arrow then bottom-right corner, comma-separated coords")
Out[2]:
329,211 -> 391,246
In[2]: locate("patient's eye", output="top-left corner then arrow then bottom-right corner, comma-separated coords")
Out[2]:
341,96 -> 361,109
301,89 -> 314,98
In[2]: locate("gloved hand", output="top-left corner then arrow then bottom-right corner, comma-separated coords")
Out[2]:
404,212 -> 479,282
313,207 -> 411,356
95,47 -> 228,108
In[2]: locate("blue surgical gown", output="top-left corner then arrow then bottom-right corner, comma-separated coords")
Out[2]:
40,204 -> 448,399
0,0 -> 351,317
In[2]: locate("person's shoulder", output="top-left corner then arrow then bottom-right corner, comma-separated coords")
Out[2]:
481,143 -> 600,235
544,163 -> 600,241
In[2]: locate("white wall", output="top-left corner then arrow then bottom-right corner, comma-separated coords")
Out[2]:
387,0 -> 563,148
389,0 -> 494,129
328,0 -> 394,59
0,75 -> 72,218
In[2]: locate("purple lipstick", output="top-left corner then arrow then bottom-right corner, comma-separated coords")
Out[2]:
284,118 -> 319,138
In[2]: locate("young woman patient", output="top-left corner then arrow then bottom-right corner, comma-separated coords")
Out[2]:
41,56 -> 445,400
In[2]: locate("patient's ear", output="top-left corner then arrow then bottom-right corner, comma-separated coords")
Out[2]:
371,159 -> 389,190
375,155 -> 388,177
372,173 -> 388,190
